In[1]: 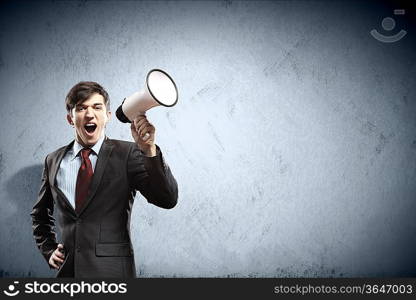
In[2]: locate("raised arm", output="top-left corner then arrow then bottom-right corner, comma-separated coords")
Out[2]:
128,115 -> 178,209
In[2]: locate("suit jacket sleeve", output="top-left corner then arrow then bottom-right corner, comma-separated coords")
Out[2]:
127,144 -> 178,209
30,155 -> 58,265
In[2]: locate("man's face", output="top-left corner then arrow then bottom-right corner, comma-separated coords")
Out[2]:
66,93 -> 111,147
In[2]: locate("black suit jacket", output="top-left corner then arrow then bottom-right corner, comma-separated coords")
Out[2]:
31,138 -> 178,278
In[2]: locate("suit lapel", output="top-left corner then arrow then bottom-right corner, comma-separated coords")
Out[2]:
51,141 -> 77,215
78,137 -> 114,216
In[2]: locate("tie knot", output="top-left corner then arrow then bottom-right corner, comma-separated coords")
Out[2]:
80,148 -> 92,159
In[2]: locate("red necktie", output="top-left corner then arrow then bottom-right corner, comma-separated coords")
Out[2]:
75,148 -> 93,213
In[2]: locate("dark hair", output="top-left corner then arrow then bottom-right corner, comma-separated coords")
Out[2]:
65,81 -> 110,113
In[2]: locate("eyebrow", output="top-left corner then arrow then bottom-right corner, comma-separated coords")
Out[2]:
76,103 -> 104,107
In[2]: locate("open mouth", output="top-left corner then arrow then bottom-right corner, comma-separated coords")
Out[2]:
84,123 -> 97,134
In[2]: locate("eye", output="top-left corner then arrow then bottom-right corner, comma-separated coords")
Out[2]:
95,105 -> 103,110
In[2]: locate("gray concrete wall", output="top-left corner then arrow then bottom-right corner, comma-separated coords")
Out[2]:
0,0 -> 415,277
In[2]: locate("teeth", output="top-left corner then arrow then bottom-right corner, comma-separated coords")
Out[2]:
85,124 -> 95,127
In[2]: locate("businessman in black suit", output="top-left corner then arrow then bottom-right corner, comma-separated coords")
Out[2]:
31,81 -> 178,278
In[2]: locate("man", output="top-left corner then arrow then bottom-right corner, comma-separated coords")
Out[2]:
31,81 -> 178,278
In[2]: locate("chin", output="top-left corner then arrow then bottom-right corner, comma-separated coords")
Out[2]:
80,136 -> 98,147
87,138 -> 99,145
77,129 -> 102,146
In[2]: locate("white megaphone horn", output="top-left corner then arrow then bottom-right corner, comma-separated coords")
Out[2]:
116,69 -> 178,123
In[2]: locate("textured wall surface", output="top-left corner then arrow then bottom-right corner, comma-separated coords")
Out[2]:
0,0 -> 415,277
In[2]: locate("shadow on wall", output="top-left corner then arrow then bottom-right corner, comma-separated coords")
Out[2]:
2,164 -> 56,277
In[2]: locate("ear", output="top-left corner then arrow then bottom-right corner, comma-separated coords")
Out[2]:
106,110 -> 112,122
66,113 -> 74,126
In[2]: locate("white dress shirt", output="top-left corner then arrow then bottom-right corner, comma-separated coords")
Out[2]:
56,135 -> 105,208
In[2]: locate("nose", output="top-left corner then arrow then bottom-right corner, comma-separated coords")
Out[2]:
85,107 -> 94,117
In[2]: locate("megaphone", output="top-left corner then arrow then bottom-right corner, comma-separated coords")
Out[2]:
116,69 -> 178,123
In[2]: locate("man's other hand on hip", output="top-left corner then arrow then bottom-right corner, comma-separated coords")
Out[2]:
49,244 -> 65,269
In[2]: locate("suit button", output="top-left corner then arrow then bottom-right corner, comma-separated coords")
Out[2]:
76,246 -> 81,252
76,219 -> 82,224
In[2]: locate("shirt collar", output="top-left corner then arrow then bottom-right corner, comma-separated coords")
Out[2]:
70,135 -> 105,160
